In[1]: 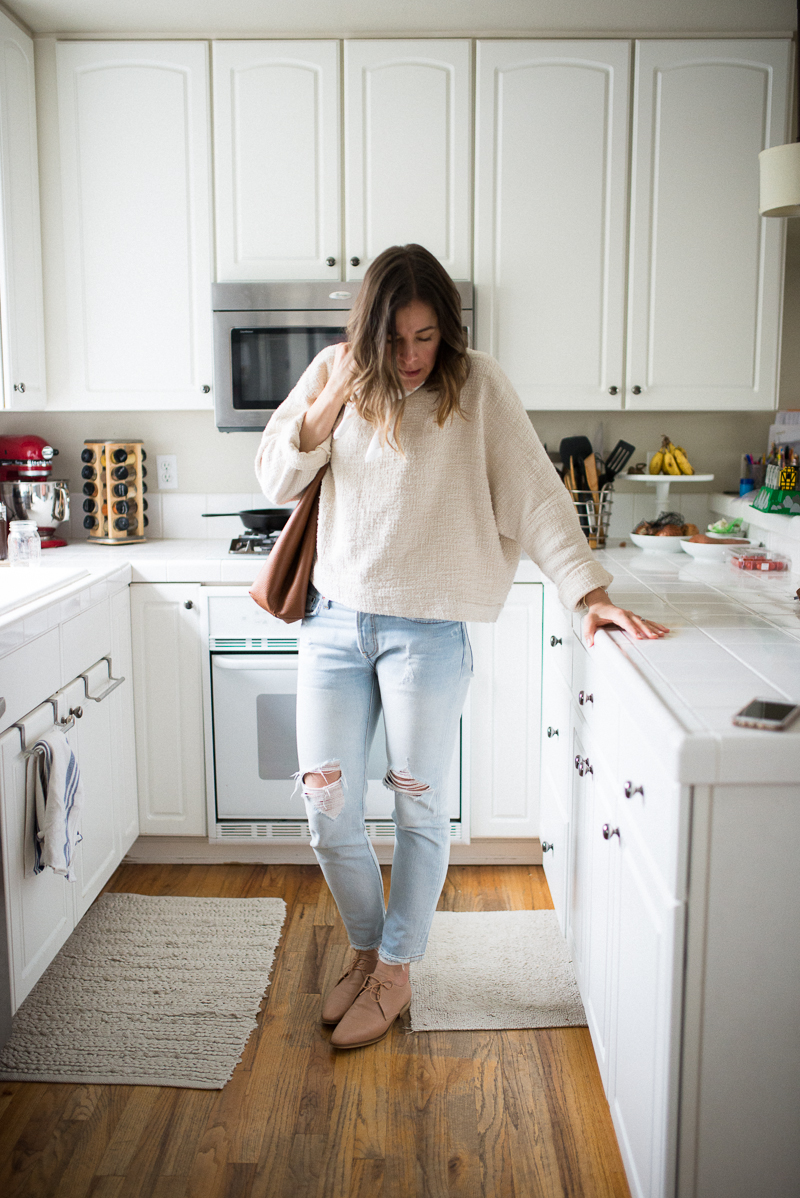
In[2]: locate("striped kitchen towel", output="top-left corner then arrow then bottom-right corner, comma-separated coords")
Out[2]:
24,728 -> 84,882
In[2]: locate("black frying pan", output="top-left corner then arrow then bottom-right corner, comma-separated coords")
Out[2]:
203,508 -> 291,534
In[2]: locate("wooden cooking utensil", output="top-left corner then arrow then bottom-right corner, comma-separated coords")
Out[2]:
584,453 -> 600,506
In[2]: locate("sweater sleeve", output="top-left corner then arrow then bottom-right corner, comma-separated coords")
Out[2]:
254,346 -> 336,504
478,356 -> 613,611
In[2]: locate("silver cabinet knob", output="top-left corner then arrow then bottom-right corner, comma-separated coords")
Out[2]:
202,385 -> 211,393
578,690 -> 594,706
326,257 -> 336,266
608,385 -> 619,395
13,382 -> 25,392
546,727 -> 558,738
549,635 -> 562,647
350,257 -> 360,267
602,823 -> 620,840
541,841 -> 553,853
70,706 -> 83,719
631,385 -> 642,395
574,755 -> 593,776
184,600 -> 194,610
624,781 -> 644,799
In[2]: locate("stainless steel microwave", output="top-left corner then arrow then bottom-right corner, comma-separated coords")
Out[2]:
212,280 -> 474,432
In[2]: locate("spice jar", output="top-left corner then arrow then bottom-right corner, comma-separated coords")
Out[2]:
8,520 -> 41,566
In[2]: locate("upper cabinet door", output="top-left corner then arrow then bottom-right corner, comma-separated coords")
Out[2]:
344,40 -> 471,282
212,41 -> 341,281
0,11 -> 46,409
627,40 -> 792,412
53,42 -> 213,410
475,41 -> 630,410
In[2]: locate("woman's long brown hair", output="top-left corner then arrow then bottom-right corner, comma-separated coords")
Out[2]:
345,244 -> 470,451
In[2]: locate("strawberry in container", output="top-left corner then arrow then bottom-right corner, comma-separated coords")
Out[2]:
730,548 -> 790,571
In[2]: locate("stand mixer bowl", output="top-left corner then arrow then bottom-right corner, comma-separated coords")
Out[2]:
0,480 -> 70,547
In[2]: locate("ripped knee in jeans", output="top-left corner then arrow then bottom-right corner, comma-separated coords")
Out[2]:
384,768 -> 431,797
301,762 -> 345,820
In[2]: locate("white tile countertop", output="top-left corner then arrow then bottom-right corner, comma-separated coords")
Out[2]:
4,539 -> 800,785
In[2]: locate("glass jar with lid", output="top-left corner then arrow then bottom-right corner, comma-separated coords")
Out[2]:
8,520 -> 42,566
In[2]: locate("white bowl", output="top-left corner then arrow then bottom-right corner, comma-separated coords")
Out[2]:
630,532 -> 686,554
679,538 -> 753,561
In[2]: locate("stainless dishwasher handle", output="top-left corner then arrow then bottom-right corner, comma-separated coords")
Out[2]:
80,655 -> 125,702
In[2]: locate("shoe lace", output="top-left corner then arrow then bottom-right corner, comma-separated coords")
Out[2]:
338,952 -> 376,985
360,973 -> 400,1021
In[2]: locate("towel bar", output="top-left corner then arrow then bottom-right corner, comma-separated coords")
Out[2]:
80,655 -> 125,702
14,700 -> 81,755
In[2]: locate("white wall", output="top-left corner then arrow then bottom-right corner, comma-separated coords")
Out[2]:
5,0 -> 798,37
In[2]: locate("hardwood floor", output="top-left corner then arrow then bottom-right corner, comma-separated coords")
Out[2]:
0,864 -> 631,1197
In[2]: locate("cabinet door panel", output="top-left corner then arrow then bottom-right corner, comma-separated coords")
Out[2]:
213,41 -> 341,281
57,678 -> 116,923
627,40 -> 791,410
610,828 -> 681,1198
475,41 -> 630,409
0,12 -> 45,409
345,40 -> 471,280
130,583 -> 206,835
54,42 -> 212,410
469,584 -> 543,838
540,765 -> 570,933
0,719 -> 75,1011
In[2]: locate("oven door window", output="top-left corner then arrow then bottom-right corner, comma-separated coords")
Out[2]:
231,326 -> 347,410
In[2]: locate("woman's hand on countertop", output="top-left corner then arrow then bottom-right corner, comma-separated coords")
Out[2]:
582,587 -> 669,648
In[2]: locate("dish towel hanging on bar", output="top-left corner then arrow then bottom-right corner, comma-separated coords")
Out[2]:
24,728 -> 84,881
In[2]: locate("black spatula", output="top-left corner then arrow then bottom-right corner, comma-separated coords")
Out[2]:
602,439 -> 635,483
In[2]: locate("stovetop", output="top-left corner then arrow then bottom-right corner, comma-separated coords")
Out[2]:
228,530 -> 280,554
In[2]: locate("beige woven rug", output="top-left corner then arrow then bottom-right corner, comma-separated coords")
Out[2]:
409,910 -> 586,1031
0,893 -> 287,1089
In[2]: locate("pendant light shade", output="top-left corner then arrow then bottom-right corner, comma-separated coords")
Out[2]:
759,142 -> 800,217
760,0 -> 800,217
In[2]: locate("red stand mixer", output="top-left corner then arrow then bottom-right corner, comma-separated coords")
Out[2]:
0,434 -> 70,548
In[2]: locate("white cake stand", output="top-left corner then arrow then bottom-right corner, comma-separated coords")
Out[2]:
624,473 -> 715,517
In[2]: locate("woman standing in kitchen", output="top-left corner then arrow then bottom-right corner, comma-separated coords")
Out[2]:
255,244 -> 667,1050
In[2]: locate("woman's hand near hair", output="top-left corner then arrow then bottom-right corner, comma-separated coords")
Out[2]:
299,343 -> 356,452
582,587 -> 669,648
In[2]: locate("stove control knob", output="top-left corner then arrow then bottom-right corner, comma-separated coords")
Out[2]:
184,600 -> 194,610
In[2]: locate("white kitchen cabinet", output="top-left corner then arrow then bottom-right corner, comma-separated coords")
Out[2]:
49,41 -> 213,410
474,40 -> 631,409
130,583 -> 206,836
0,706 -> 75,1009
626,40 -> 792,411
468,583 -> 543,838
344,40 -> 471,282
0,576 -> 139,1012
0,9 -> 46,409
475,38 -> 790,412
212,41 -> 341,282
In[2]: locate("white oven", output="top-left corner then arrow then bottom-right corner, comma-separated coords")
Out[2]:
201,588 -> 466,843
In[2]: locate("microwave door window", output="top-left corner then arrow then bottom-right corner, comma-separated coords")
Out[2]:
231,327 -> 347,410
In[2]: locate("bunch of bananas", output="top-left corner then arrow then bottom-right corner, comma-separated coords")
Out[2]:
649,434 -> 695,476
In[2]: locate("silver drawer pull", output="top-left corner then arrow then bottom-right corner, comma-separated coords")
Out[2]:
541,841 -> 554,853
602,823 -> 620,841
549,635 -> 562,647
624,781 -> 644,799
578,690 -> 594,706
546,726 -> 558,738
80,655 -> 125,703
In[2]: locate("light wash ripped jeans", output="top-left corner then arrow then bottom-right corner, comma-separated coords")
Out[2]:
296,594 -> 473,964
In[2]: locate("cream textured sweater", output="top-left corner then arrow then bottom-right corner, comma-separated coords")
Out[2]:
255,346 -> 612,621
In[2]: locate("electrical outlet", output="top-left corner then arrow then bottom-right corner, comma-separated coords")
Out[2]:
156,454 -> 178,490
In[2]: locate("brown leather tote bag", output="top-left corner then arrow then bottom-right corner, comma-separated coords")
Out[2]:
249,465 -> 328,623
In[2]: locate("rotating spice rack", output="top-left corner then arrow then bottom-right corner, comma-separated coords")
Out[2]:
81,440 -> 148,544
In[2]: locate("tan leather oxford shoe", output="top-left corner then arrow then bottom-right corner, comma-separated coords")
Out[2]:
321,948 -> 379,1024
330,964 -> 412,1049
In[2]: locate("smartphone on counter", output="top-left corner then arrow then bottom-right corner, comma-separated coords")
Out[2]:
731,699 -> 800,730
